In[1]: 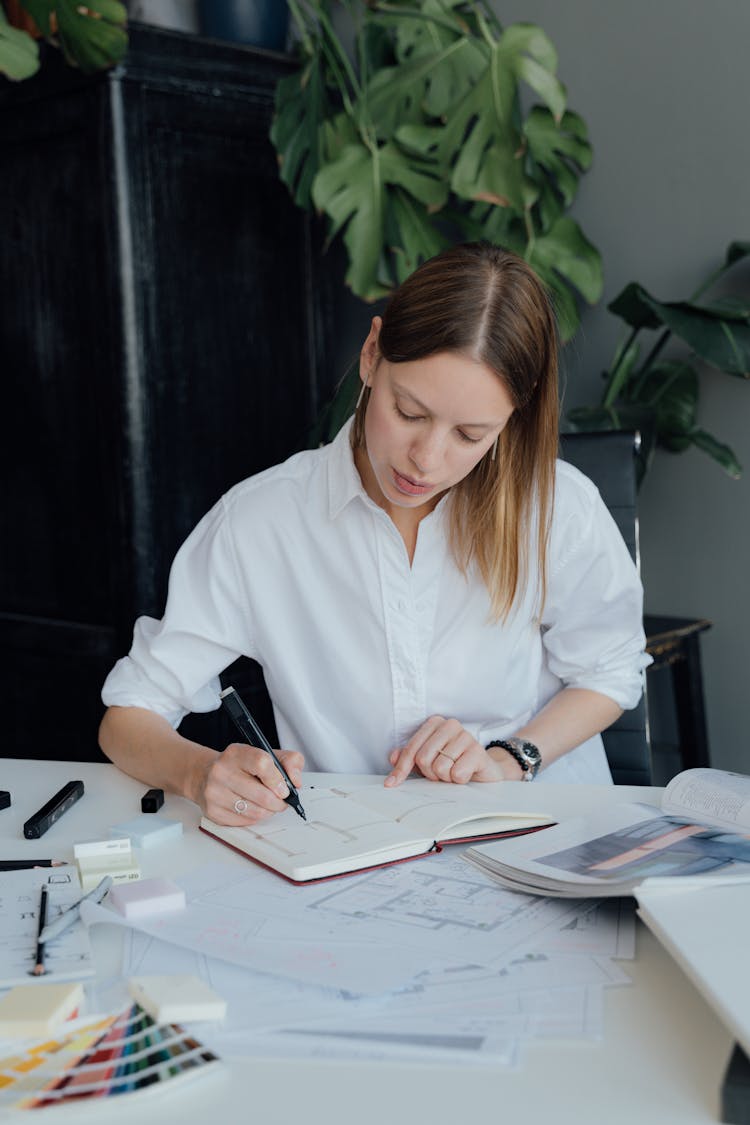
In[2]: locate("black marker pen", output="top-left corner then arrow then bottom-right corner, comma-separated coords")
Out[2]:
220,687 -> 306,821
23,780 -> 85,839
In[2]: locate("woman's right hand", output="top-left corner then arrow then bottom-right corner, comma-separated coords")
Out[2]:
196,743 -> 305,825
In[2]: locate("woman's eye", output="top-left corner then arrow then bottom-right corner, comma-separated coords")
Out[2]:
457,430 -> 482,444
394,404 -> 421,423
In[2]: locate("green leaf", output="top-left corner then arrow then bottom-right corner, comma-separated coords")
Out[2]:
725,241 -> 750,268
627,360 -> 740,474
54,0 -> 127,73
693,296 -> 750,322
365,37 -> 475,140
607,282 -> 663,330
542,272 -> 580,342
17,0 -> 54,35
312,138 -> 447,300
691,430 -> 742,478
524,107 -> 592,208
272,60 -> 330,210
610,283 -> 750,376
526,216 -> 603,305
635,361 -> 698,443
0,8 -> 40,80
434,23 -> 566,211
377,0 -> 484,117
386,187 -> 448,285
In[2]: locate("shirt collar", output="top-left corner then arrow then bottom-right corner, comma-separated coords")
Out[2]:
326,418 -> 453,528
327,419 -> 369,519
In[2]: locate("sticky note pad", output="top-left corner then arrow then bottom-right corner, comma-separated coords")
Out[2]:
128,975 -> 226,1023
108,814 -> 182,849
0,982 -> 84,1039
77,842 -> 140,891
109,876 -> 186,920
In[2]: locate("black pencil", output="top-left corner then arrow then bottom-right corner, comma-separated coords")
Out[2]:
31,884 -> 49,976
0,860 -> 64,871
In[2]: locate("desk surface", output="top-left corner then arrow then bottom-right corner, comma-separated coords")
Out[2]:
0,759 -> 733,1125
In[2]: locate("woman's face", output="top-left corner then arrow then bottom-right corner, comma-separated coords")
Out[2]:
355,318 -> 515,523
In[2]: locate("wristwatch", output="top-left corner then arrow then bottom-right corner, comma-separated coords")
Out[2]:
486,737 -> 542,781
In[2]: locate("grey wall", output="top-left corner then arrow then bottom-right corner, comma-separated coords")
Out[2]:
493,0 -> 750,772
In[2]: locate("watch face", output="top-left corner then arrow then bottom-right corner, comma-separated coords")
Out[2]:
509,739 -> 541,775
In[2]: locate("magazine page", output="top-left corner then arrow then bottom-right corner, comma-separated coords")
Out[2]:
661,768 -> 750,833
464,802 -> 750,898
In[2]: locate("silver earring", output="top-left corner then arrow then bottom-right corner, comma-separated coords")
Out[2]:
356,381 -> 369,409
490,436 -> 498,461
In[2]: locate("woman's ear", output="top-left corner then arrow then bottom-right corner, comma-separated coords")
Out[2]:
359,316 -> 383,386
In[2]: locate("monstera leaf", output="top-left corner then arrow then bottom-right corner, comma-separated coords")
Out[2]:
275,5 -> 602,329
0,7 -> 40,80
18,0 -> 126,72
312,139 -> 447,298
272,57 -> 333,210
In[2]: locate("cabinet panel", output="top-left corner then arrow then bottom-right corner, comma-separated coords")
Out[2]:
0,26 -> 333,759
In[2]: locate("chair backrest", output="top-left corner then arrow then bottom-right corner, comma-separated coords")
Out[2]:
559,431 -> 652,786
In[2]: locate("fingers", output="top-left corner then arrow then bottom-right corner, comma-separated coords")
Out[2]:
386,717 -> 503,787
386,716 -> 473,786
201,744 -> 305,825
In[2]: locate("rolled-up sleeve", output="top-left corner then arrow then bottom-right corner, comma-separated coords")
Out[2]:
541,467 -> 651,710
101,497 -> 252,727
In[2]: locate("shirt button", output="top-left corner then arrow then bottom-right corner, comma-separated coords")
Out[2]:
397,599 -> 407,611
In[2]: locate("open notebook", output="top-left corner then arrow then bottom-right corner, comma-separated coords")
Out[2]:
199,776 -> 554,884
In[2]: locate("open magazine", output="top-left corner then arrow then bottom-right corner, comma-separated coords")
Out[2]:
463,768 -> 750,897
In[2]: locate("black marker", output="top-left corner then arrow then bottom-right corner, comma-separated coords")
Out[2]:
23,780 -> 84,839
220,686 -> 306,821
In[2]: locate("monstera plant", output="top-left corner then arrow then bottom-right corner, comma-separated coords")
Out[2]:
0,0 -> 127,80
272,0 -> 602,347
568,241 -> 750,483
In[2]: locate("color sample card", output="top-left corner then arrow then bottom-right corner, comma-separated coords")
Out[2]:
0,1004 -> 221,1108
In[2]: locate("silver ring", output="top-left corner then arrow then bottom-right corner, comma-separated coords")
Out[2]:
438,751 -> 457,762
234,798 -> 248,814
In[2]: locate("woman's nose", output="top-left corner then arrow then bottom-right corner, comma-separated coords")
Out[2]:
409,431 -> 442,474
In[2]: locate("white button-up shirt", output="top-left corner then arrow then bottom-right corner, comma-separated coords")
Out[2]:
102,422 -> 650,784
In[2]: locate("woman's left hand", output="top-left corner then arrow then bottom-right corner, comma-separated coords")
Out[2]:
385,715 -> 506,787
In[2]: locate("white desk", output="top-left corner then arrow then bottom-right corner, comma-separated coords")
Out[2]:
0,759 -> 734,1125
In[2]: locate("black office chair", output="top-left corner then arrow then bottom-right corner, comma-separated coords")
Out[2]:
559,431 -> 652,785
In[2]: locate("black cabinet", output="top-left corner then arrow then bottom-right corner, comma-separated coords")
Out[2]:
1,25 -> 334,760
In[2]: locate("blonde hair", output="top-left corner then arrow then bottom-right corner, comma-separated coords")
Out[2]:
351,242 -> 559,621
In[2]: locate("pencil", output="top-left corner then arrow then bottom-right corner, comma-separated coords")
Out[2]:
0,859 -> 65,871
31,884 -> 49,976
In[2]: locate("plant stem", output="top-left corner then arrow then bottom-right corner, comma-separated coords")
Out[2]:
373,3 -> 470,38
629,327 -> 671,400
602,326 -> 639,407
286,0 -> 314,55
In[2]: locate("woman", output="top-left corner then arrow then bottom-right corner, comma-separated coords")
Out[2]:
100,243 -> 649,825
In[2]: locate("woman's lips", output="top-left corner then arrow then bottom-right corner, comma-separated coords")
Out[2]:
393,469 -> 432,496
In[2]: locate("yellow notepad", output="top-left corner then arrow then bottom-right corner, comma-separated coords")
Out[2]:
0,982 -> 84,1039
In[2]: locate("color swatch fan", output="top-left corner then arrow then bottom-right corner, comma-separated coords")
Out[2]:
0,1004 -> 221,1109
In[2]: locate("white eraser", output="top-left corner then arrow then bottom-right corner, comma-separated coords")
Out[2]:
74,836 -> 131,859
109,876 -> 186,920
0,982 -> 84,1039
128,975 -> 226,1023
108,814 -> 182,849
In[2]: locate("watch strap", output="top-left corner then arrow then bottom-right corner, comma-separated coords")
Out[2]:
486,737 -> 542,781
